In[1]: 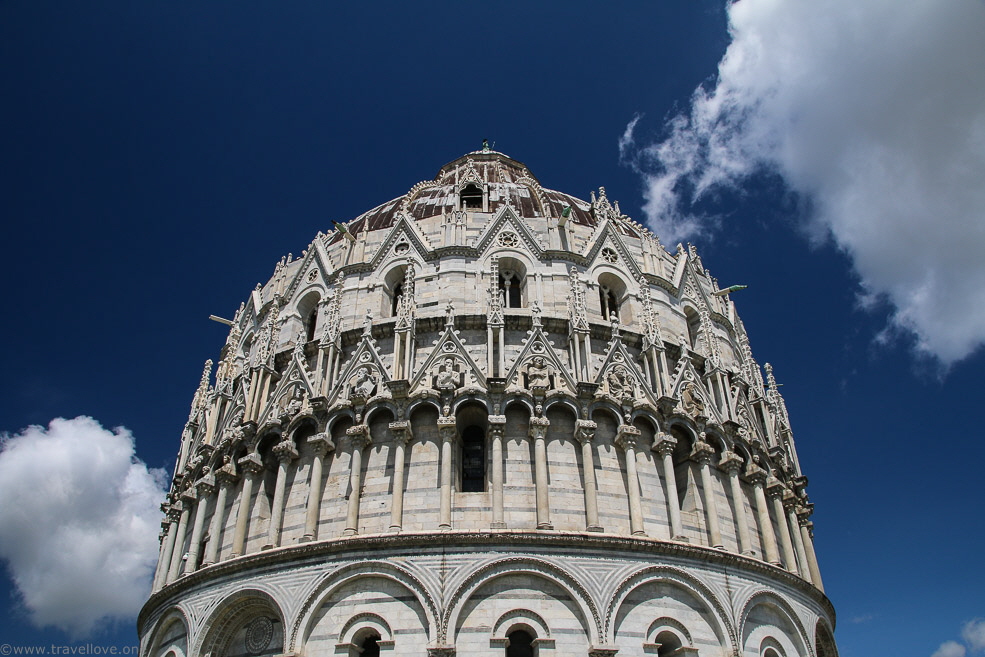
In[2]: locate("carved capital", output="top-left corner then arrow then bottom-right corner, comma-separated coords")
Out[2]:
575,419 -> 597,444
388,421 -> 412,445
718,450 -> 744,474
436,416 -> 456,441
272,439 -> 299,463
346,424 -> 371,450
588,647 -> 620,657
615,424 -> 641,451
690,440 -> 715,463
744,462 -> 768,485
215,463 -> 239,486
487,415 -> 506,439
427,648 -> 456,657
766,477 -> 786,500
653,432 -> 678,456
237,453 -> 264,476
307,432 -> 335,456
528,416 -> 550,441
782,489 -> 799,511
165,504 -> 183,523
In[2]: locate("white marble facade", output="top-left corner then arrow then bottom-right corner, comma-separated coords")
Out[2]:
140,149 -> 838,657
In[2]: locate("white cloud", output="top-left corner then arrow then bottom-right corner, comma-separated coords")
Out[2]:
625,0 -> 985,365
933,641 -> 968,657
964,619 -> 985,652
0,417 -> 168,637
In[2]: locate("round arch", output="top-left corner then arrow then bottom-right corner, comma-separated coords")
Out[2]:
291,561 -> 439,651
143,607 -> 189,657
444,556 -> 601,646
605,565 -> 736,649
195,588 -> 287,657
737,590 -> 813,657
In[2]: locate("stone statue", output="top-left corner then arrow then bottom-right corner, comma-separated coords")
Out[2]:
350,366 -> 377,399
607,365 -> 634,398
526,356 -> 551,390
680,381 -> 706,416
436,357 -> 460,390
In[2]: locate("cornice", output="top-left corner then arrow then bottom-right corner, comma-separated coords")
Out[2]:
139,530 -> 834,631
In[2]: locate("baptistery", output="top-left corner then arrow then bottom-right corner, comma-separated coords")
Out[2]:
140,147 -> 838,657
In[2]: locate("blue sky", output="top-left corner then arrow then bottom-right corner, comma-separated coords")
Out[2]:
1,2 -> 983,656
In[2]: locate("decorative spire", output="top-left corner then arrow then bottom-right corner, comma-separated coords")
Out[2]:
188,359 -> 213,422
395,264 -> 416,331
253,301 -> 281,368
487,256 -> 504,325
638,276 -> 664,350
698,304 -> 721,368
568,266 -> 589,332
321,272 -> 344,345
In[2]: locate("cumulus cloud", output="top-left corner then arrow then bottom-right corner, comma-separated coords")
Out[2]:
624,0 -> 985,365
964,619 -> 985,652
933,642 -> 968,657
0,417 -> 168,637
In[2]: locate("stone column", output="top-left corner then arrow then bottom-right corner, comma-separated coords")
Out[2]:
183,477 -> 216,575
653,433 -> 686,541
203,465 -> 238,566
530,416 -> 552,530
437,416 -> 456,530
691,440 -> 724,549
720,451 -> 754,556
166,496 -> 191,584
264,439 -> 299,549
800,518 -> 825,592
747,464 -> 781,565
231,454 -> 263,557
767,478 -> 799,574
302,433 -> 334,541
489,415 -> 507,529
388,422 -> 411,532
786,495 -> 812,582
576,420 -> 602,532
344,425 -> 370,536
616,425 -> 646,536
154,505 -> 181,591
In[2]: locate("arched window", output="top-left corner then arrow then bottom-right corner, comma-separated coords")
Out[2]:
461,183 -> 483,209
654,630 -> 683,657
391,282 -> 404,317
461,426 -> 486,492
306,307 -> 319,342
763,648 -> 782,657
499,271 -> 523,308
599,285 -> 618,320
596,272 -> 628,322
297,291 -> 322,344
685,307 -> 701,350
506,629 -> 535,657
360,633 -> 381,657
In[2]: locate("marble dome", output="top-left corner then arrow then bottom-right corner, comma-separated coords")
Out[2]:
140,147 -> 838,657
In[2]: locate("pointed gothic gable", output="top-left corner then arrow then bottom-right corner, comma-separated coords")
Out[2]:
328,333 -> 392,406
667,356 -> 725,425
457,157 -> 483,188
731,385 -> 766,444
472,205 -> 544,256
281,237 -> 337,304
593,337 -> 657,407
410,322 -> 486,395
255,348 -> 317,427
503,324 -> 576,396
368,211 -> 434,268
581,219 -> 645,280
